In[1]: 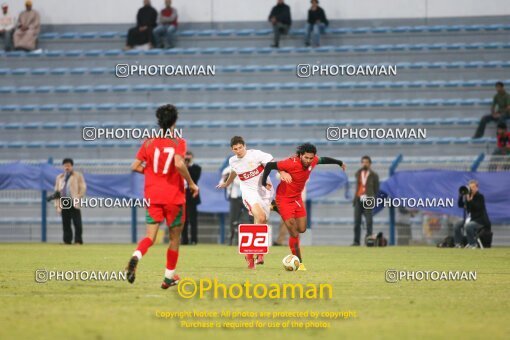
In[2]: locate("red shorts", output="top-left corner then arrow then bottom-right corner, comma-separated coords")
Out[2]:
275,196 -> 307,221
146,203 -> 185,228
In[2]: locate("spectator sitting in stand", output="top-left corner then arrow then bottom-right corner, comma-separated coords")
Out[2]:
304,0 -> 328,47
473,82 -> 510,138
268,0 -> 291,48
153,0 -> 178,49
125,0 -> 158,50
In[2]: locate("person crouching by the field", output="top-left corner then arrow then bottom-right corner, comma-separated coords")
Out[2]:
352,155 -> 379,246
54,158 -> 87,245
453,180 -> 491,249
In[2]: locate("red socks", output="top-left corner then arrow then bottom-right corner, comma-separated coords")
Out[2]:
166,249 -> 179,270
289,236 -> 302,262
136,237 -> 154,257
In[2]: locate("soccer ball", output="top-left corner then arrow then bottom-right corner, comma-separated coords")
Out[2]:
282,254 -> 300,271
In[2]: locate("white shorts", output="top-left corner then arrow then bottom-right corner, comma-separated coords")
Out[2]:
241,187 -> 274,219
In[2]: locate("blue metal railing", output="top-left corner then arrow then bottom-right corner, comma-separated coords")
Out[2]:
41,157 -> 53,242
388,154 -> 404,245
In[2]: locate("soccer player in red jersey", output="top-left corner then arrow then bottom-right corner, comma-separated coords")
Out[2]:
125,104 -> 199,289
261,143 -> 345,270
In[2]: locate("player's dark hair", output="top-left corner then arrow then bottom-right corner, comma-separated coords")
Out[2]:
62,158 -> 74,166
186,151 -> 193,157
296,143 -> 317,156
156,104 -> 178,132
497,122 -> 507,130
361,155 -> 372,164
495,81 -> 504,88
230,136 -> 245,147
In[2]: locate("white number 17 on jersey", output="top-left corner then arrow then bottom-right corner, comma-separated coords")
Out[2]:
153,147 -> 175,174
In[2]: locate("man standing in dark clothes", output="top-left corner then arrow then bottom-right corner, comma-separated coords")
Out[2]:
305,0 -> 328,47
473,82 -> 510,138
453,180 -> 491,248
268,0 -> 291,48
352,156 -> 379,246
182,151 -> 201,245
125,0 -> 158,50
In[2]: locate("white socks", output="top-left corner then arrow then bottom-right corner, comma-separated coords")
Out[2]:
165,269 -> 175,279
133,250 -> 142,260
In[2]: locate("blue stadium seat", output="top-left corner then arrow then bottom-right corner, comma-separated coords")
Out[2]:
96,103 -> 113,110
91,67 -> 110,74
104,49 -> 121,56
83,49 -> 101,57
224,120 -> 243,128
112,103 -> 132,111
75,85 -> 92,93
98,31 -> 118,39
61,122 -> 79,129
41,122 -> 59,129
40,32 -> 58,39
217,29 -> 235,36
69,67 -> 87,75
64,50 -> 82,57
26,141 -> 43,148
55,85 -> 72,93
4,122 -> 22,129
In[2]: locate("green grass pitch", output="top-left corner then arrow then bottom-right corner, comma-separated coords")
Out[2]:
0,243 -> 509,339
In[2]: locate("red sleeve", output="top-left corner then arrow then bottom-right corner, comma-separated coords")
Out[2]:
136,140 -> 148,161
277,158 -> 294,172
175,138 -> 187,157
311,155 -> 320,168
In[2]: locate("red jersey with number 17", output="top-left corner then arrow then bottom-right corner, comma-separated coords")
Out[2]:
136,138 -> 187,205
276,155 -> 319,198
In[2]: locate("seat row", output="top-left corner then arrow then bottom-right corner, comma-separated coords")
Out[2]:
37,23 -> 510,40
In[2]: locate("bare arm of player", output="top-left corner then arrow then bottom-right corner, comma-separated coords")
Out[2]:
174,154 -> 199,198
278,170 -> 292,183
318,156 -> 346,171
216,170 -> 237,189
259,151 -> 292,183
131,159 -> 145,174
261,162 -> 278,190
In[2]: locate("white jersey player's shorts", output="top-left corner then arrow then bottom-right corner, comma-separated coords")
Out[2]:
241,185 -> 274,219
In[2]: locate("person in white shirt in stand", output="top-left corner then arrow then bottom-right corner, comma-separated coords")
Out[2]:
217,136 -> 291,269
0,3 -> 15,51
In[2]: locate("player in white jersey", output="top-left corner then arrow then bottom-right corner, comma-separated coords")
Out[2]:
217,136 -> 291,269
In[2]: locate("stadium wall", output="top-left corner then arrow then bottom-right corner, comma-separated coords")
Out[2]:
7,0 -> 510,25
